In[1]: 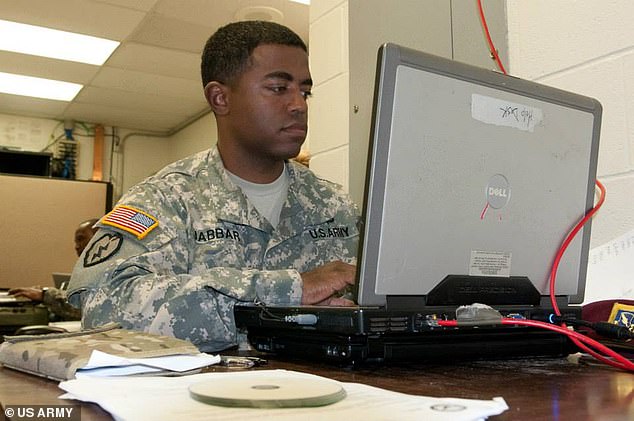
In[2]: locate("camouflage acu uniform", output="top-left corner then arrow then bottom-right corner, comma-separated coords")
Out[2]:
43,287 -> 81,321
67,147 -> 359,352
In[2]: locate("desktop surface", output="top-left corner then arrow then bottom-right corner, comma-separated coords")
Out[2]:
0,353 -> 631,420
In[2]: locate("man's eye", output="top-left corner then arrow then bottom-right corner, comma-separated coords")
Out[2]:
302,91 -> 312,99
270,86 -> 286,93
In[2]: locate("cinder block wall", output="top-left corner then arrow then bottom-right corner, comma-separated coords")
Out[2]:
507,1 -> 634,248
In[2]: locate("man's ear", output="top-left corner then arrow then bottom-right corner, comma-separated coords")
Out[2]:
204,81 -> 229,115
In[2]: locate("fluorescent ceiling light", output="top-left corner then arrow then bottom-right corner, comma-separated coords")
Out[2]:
290,0 -> 310,4
0,72 -> 82,101
0,19 -> 119,65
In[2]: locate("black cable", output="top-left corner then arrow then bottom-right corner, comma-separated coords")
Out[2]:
40,133 -> 65,152
552,316 -> 634,340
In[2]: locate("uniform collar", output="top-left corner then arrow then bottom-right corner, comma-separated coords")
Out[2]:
207,146 -> 336,234
207,146 -> 268,231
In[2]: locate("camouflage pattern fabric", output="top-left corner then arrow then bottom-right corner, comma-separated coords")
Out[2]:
0,322 -> 199,381
43,287 -> 81,321
67,147 -> 360,352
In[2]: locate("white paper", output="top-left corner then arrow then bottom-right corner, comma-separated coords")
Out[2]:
583,228 -> 634,304
59,369 -> 508,421
49,321 -> 82,332
75,350 -> 220,377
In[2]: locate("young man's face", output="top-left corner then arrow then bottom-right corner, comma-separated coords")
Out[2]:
225,43 -> 312,163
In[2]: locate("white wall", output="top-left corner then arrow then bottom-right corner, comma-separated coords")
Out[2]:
507,1 -> 634,249
167,112 -> 216,161
506,1 -> 634,302
111,111 -> 217,200
114,130 -> 172,198
307,0 -> 351,191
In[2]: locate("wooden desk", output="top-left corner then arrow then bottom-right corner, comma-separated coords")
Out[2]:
1,356 -> 632,420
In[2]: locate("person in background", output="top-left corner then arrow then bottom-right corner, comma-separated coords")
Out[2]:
9,218 -> 99,321
67,21 -> 359,352
293,149 -> 310,167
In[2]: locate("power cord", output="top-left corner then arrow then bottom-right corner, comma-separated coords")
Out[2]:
551,316 -> 634,341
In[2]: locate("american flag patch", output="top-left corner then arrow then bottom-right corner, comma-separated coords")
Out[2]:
101,205 -> 158,239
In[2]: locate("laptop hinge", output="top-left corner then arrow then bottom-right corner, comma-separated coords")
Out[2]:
385,295 -> 427,311
425,275 -> 541,306
540,295 -> 571,309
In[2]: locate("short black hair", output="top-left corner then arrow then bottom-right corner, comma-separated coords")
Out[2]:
201,20 -> 307,87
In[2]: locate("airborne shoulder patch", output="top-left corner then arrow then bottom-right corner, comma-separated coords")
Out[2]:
84,233 -> 123,267
608,302 -> 634,333
101,205 -> 159,240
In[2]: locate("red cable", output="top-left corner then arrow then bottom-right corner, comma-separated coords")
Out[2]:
437,319 -> 634,371
549,180 -> 606,316
545,180 -> 624,369
477,0 -> 507,74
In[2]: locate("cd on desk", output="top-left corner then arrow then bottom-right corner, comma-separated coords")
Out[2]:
188,375 -> 346,408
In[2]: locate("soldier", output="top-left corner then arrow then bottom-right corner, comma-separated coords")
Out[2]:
67,21 -> 360,352
9,218 -> 99,321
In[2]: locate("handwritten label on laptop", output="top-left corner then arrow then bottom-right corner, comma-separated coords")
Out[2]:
472,94 -> 543,132
469,250 -> 512,278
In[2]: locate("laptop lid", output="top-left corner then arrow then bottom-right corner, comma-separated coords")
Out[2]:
356,43 -> 601,308
52,272 -> 71,289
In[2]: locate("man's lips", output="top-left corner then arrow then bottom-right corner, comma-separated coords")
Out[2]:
282,123 -> 308,136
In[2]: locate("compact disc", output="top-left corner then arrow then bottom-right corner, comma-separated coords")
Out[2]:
189,376 -> 346,408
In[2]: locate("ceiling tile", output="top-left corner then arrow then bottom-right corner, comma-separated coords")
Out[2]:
90,67 -> 203,99
128,14 -> 216,53
152,0 -> 235,27
90,0 -> 160,12
0,0 -> 147,40
106,43 -> 201,80
63,102 -> 187,132
0,93 -> 69,118
75,86 -> 207,114
0,51 -> 100,84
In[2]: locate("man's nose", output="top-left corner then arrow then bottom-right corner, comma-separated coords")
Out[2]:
288,89 -> 307,114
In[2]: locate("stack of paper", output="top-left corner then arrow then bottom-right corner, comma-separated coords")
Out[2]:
60,369 -> 508,420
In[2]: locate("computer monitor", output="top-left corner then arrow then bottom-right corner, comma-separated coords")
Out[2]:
0,149 -> 52,176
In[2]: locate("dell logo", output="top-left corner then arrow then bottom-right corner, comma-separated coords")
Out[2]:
488,187 -> 508,198
485,174 -> 511,209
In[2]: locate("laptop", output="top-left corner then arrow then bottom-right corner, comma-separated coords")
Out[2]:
235,43 -> 602,364
52,272 -> 72,290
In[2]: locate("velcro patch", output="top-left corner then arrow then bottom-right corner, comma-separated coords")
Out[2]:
84,233 -> 123,267
101,205 -> 158,239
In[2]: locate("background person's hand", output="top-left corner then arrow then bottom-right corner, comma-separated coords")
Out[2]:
300,261 -> 356,305
8,287 -> 44,302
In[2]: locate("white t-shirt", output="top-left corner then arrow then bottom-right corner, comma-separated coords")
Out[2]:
226,166 -> 290,228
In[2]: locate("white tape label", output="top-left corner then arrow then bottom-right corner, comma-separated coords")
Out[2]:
472,93 -> 543,132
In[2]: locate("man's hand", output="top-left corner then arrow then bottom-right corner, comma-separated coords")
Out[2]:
300,261 -> 356,305
8,287 -> 44,302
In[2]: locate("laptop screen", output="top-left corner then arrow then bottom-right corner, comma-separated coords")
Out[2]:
52,272 -> 71,289
356,43 -> 601,307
